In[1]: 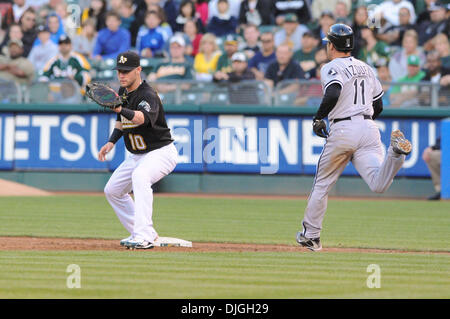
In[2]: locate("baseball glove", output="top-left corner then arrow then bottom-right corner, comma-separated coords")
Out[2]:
85,82 -> 122,109
312,118 -> 329,138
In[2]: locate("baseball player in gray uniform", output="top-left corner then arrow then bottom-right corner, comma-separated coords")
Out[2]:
296,24 -> 412,251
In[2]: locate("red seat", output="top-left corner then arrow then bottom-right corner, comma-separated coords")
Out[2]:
0,3 -> 12,16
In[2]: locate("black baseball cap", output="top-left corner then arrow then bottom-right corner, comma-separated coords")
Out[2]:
58,35 -> 71,44
429,1 -> 447,11
37,25 -> 50,33
320,10 -> 335,19
113,51 -> 140,71
302,30 -> 316,38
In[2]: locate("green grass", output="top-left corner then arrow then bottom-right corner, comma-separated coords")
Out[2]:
0,196 -> 448,250
0,195 -> 449,298
0,251 -> 448,298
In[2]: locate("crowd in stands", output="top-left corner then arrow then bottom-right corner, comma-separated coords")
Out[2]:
0,0 -> 449,106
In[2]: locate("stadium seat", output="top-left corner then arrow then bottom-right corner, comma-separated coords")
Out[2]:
93,70 -> 115,80
209,87 -> 229,105
258,25 -> 279,34
24,80 -> 83,104
181,90 -> 208,105
0,3 -> 12,19
159,91 -> 176,104
276,93 -> 297,106
140,58 -> 167,75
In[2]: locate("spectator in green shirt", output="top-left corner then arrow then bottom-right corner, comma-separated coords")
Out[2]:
293,31 -> 319,75
40,36 -> 92,89
147,35 -> 194,94
390,54 -> 426,107
214,34 -> 239,77
148,35 -> 193,81
357,27 -> 391,70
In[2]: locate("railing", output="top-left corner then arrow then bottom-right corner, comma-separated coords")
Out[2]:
273,79 -> 449,109
1,78 -> 449,108
273,79 -> 322,107
21,79 -> 83,104
0,79 -> 22,104
149,80 -> 272,106
89,58 -> 168,80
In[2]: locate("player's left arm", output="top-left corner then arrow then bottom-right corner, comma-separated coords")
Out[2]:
371,68 -> 384,120
113,105 -> 145,125
113,94 -> 158,126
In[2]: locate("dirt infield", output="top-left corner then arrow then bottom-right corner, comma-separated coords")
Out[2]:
0,237 -> 448,254
53,191 -> 430,202
0,179 -> 52,196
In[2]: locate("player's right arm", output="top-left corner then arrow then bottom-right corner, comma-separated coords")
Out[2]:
314,83 -> 342,120
98,121 -> 123,162
311,83 -> 342,138
372,95 -> 383,120
311,63 -> 344,138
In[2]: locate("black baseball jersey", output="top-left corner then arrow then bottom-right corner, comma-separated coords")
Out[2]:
117,80 -> 173,154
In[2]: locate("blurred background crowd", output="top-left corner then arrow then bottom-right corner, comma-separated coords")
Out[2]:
0,0 -> 449,107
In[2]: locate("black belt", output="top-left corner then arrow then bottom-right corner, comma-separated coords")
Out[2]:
333,115 -> 372,123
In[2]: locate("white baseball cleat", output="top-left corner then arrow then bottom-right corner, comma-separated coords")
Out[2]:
391,130 -> 412,155
124,238 -> 154,250
119,235 -> 133,246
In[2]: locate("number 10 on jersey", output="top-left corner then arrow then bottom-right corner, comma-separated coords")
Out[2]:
128,133 -> 147,151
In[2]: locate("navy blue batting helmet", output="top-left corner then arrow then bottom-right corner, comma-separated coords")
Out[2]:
323,23 -> 354,52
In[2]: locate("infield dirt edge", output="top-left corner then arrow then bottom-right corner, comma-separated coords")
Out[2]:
0,236 -> 448,255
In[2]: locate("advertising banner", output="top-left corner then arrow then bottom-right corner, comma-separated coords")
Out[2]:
0,112 -> 441,177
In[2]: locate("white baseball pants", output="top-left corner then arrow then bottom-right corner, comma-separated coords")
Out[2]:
104,143 -> 178,242
302,116 -> 405,239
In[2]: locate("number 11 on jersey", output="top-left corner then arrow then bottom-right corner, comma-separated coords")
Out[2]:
353,79 -> 365,105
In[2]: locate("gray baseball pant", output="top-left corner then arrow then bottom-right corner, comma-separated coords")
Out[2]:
302,116 -> 405,239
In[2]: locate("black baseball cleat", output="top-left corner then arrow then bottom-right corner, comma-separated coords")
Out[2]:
427,192 -> 441,200
296,231 -> 322,251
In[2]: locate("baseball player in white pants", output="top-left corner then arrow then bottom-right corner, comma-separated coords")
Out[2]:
104,144 -> 177,248
296,24 -> 412,251
98,51 -> 177,249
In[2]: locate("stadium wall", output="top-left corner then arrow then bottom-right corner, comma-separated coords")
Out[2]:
0,104 -> 448,198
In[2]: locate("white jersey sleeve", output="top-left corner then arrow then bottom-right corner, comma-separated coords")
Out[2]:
320,62 -> 344,94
